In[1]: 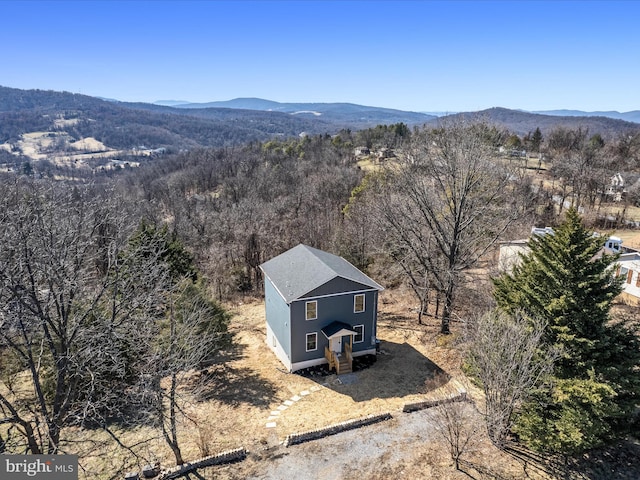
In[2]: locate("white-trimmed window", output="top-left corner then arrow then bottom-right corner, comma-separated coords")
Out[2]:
354,294 -> 365,313
306,332 -> 317,352
354,325 -> 364,343
305,301 -> 317,320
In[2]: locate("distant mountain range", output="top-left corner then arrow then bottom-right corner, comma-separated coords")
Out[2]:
1,86 -> 638,161
153,97 -> 437,127
155,97 -> 640,126
533,109 -> 640,124
0,86 -> 337,151
150,97 -> 640,137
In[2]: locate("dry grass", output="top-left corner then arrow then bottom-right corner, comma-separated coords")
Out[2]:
146,288 -> 638,480
192,289 -> 467,447
613,229 -> 640,249
7,286 -> 636,478
64,288 -> 477,477
355,156 -> 378,171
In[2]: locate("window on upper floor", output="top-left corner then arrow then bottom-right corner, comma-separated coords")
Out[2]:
306,301 -> 317,320
354,294 -> 365,313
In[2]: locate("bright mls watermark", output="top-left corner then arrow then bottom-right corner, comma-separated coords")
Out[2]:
1,455 -> 78,480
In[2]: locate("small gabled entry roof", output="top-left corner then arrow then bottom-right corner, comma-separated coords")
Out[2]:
321,321 -> 357,340
260,244 -> 383,304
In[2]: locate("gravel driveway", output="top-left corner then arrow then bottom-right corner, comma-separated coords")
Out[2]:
246,408 -> 440,480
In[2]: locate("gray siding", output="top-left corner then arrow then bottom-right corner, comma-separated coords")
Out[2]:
301,277 -> 372,299
290,290 -> 378,364
264,277 -> 291,359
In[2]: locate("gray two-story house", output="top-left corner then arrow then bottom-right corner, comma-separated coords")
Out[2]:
260,244 -> 384,373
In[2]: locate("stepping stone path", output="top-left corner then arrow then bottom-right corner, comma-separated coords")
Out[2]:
266,385 -> 322,428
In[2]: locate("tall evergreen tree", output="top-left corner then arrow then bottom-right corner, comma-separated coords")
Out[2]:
117,222 -> 232,465
493,208 -> 640,453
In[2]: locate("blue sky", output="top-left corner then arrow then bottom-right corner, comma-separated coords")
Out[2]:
1,0 -> 638,112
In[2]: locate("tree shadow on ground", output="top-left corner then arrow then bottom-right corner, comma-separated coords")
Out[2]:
567,439 -> 640,479
504,439 -> 640,480
194,341 -> 278,409
506,439 -> 640,480
378,312 -> 429,333
195,363 -> 277,409
297,339 -> 450,402
457,459 -> 512,480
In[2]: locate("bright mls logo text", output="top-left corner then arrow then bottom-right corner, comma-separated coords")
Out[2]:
6,458 -> 53,476
2,455 -> 77,479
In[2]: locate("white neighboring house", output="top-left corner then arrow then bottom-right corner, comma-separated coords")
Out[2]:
354,146 -> 370,156
605,173 -> 626,202
616,251 -> 640,306
498,228 -> 640,306
497,238 -> 529,272
497,227 -> 555,272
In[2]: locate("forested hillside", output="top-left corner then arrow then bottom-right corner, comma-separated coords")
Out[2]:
0,86 -> 334,151
3,86 -> 638,164
89,118 -> 640,301
445,107 -> 640,137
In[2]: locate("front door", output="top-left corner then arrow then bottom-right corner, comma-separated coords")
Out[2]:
330,336 -> 342,354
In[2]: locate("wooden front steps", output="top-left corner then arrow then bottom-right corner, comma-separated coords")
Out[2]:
325,345 -> 353,375
337,356 -> 352,374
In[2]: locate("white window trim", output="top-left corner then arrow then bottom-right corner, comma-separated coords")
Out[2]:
306,332 -> 318,352
305,300 -> 318,320
354,294 -> 365,313
354,324 -> 364,343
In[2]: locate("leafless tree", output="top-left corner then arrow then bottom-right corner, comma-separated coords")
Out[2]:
547,127 -> 610,212
378,120 -> 522,333
385,225 -> 444,324
137,280 -> 231,466
430,382 -> 482,471
0,177 -> 232,472
0,179 -> 148,454
466,310 -> 557,448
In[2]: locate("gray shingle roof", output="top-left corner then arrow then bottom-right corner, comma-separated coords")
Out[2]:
260,244 -> 383,303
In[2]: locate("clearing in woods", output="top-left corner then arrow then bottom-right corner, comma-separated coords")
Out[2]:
111,288 -> 545,479
71,286 -> 640,478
